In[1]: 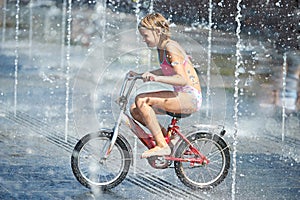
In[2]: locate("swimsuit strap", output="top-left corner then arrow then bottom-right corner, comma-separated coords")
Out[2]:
165,42 -> 191,66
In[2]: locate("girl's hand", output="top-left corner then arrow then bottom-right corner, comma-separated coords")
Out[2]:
142,72 -> 156,82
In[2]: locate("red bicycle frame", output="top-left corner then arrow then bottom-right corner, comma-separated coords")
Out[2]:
124,113 -> 210,165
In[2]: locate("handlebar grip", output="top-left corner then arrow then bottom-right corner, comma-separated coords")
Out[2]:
127,73 -> 143,80
135,74 -> 143,79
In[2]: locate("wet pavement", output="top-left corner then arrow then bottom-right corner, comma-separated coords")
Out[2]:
0,106 -> 299,200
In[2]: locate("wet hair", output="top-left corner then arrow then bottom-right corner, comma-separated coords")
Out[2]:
138,13 -> 171,38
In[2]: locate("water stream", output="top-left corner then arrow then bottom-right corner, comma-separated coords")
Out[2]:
28,0 -> 33,61
1,0 -> 6,45
232,0 -> 243,199
14,0 -> 20,116
64,0 -> 72,142
281,52 -> 287,142
206,0 -> 212,117
60,0 -> 67,138
133,0 -> 143,175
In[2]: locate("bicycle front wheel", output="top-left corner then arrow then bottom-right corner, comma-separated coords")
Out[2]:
174,132 -> 230,190
71,131 -> 132,190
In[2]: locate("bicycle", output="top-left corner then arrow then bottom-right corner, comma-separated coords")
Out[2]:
71,73 -> 231,190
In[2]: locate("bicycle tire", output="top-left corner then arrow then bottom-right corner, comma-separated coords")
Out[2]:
174,132 -> 230,190
71,131 -> 132,190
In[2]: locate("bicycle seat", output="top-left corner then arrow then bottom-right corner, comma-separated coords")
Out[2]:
166,111 -> 191,119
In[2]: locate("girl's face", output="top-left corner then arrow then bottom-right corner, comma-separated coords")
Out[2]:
139,28 -> 159,48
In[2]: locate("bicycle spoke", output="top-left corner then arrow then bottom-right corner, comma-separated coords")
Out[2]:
71,132 -> 131,189
206,145 -> 230,160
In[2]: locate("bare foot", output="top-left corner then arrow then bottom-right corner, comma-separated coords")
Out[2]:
141,146 -> 171,158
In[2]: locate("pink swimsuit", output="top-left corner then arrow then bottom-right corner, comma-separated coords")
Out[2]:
159,49 -> 202,111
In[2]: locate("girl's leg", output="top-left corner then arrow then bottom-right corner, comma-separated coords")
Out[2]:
131,98 -> 169,158
132,91 -> 195,158
130,104 -> 167,135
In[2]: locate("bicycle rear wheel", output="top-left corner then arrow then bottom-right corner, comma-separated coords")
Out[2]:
174,132 -> 230,190
71,131 -> 132,190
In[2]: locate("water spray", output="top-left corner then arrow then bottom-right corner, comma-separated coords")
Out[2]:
14,0 -> 20,116
232,0 -> 243,199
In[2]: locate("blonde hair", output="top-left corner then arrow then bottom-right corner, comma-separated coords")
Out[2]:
138,13 -> 171,38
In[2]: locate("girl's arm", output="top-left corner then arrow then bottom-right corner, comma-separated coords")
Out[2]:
143,71 -> 187,86
149,68 -> 163,76
144,43 -> 188,86
154,73 -> 187,86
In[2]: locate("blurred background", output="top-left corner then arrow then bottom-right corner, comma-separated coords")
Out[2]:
0,0 -> 299,199
0,0 -> 299,143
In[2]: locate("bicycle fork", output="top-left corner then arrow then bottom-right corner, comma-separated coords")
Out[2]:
104,111 -> 124,159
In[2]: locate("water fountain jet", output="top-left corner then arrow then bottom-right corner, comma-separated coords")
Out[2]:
28,0 -> 33,61
232,0 -> 243,199
1,0 -> 7,46
281,52 -> 287,142
14,0 -> 20,116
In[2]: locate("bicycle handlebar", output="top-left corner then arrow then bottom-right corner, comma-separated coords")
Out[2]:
126,73 -> 143,80
117,72 -> 143,109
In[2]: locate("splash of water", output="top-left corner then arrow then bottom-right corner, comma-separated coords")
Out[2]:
206,0 -> 213,117
61,0 -> 67,139
98,0 -> 107,40
14,0 -> 20,116
281,52 -> 287,142
61,0 -> 67,87
1,0 -> 7,45
149,0 -> 154,13
29,0 -> 33,61
133,0 -> 143,175
232,0 -> 243,199
64,0 -> 72,142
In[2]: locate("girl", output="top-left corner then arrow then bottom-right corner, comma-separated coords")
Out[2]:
130,13 -> 202,158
